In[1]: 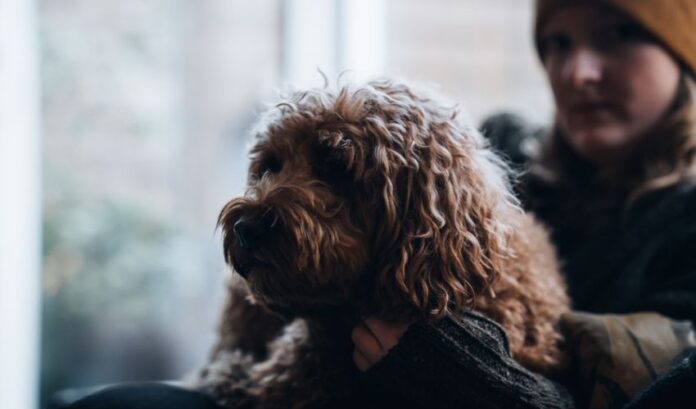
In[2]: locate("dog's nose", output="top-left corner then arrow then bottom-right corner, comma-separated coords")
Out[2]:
233,215 -> 267,249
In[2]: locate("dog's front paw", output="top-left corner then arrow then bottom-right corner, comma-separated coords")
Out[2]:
193,350 -> 259,409
214,278 -> 288,360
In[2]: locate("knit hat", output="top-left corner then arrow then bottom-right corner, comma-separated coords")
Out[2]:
535,0 -> 696,75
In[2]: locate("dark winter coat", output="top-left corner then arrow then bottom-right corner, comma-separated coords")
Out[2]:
361,116 -> 696,409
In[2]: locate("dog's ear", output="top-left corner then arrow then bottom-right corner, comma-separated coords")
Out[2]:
367,108 -> 515,321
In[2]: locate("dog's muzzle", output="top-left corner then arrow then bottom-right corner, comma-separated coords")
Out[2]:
233,214 -> 268,250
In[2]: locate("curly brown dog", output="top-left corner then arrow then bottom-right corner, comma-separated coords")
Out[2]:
194,80 -> 569,408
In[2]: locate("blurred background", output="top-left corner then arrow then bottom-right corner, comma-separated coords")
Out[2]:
0,0 -> 553,408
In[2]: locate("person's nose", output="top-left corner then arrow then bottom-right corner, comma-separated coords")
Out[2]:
562,47 -> 603,88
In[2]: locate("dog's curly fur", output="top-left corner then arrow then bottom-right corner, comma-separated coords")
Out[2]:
195,80 -> 570,408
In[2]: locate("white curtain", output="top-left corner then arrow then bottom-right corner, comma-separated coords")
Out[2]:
0,0 -> 41,407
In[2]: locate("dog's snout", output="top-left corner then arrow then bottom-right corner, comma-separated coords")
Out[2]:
234,215 -> 267,249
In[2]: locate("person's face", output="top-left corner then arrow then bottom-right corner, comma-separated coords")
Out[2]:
539,4 -> 681,164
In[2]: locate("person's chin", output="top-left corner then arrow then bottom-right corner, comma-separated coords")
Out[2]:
567,128 -> 629,164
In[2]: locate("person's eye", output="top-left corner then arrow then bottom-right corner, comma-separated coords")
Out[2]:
603,23 -> 649,44
540,33 -> 572,56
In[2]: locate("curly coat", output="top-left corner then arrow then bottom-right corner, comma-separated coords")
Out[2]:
195,80 -> 569,408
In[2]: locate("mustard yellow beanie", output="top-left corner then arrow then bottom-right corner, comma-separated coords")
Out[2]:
535,0 -> 696,75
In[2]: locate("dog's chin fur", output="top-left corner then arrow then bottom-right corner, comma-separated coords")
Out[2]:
195,79 -> 570,408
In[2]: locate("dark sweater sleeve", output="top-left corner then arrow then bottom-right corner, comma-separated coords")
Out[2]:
637,231 -> 696,322
363,311 -> 575,409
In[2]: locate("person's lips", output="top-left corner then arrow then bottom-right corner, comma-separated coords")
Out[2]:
563,101 -> 623,126
569,101 -> 616,116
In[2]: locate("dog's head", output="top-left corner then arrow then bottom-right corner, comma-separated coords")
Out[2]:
219,80 -> 518,320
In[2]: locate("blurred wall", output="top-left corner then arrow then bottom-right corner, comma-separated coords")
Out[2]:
385,0 -> 551,123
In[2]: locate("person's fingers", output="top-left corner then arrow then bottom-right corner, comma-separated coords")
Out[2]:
351,322 -> 385,364
350,317 -> 411,372
353,347 -> 371,372
363,317 -> 409,351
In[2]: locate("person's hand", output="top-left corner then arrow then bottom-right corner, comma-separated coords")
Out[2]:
351,317 -> 411,371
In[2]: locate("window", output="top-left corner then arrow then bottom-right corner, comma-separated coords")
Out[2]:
3,1 -> 552,406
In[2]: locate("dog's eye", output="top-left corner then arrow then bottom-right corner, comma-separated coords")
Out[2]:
252,155 -> 283,179
264,155 -> 283,173
313,145 -> 350,183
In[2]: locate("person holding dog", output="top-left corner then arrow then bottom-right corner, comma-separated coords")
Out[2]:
352,1 -> 696,408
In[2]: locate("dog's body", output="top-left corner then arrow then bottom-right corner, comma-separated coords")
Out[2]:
195,81 -> 569,408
